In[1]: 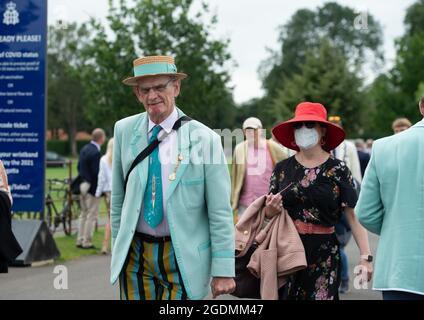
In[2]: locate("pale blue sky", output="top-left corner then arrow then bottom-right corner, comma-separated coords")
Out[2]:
48,0 -> 416,104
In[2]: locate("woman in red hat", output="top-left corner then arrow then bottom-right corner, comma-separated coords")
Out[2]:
267,102 -> 373,300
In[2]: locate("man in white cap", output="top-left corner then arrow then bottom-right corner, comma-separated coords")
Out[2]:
231,117 -> 288,219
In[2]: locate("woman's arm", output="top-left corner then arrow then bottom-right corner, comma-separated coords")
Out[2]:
344,207 -> 373,281
265,165 -> 283,218
95,158 -> 106,197
0,160 -> 12,204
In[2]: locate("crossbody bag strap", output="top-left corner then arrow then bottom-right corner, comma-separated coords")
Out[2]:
123,116 -> 192,192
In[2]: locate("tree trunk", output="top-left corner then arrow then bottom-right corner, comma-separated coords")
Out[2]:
69,106 -> 78,157
70,127 -> 78,158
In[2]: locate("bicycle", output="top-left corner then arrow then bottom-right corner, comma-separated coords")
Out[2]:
61,177 -> 81,234
45,178 -> 80,235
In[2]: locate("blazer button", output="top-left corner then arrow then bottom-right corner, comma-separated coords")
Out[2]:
243,230 -> 248,235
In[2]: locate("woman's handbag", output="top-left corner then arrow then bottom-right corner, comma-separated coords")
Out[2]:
232,243 -> 260,299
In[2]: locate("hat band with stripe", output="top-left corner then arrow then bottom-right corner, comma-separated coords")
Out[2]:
123,55 -> 187,86
134,62 -> 178,77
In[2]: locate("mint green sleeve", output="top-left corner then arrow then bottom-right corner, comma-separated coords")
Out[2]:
355,149 -> 385,235
204,132 -> 235,277
111,122 -> 124,248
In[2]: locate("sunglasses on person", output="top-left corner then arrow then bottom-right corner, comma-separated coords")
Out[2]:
138,78 -> 175,95
293,121 -> 319,130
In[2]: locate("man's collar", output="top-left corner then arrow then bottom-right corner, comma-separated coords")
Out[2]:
90,141 -> 101,151
148,107 -> 178,134
412,117 -> 424,128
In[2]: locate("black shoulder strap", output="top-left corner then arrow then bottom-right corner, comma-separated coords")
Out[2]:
124,116 -> 192,192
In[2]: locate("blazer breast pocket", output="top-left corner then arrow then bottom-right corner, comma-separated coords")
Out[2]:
181,178 -> 205,209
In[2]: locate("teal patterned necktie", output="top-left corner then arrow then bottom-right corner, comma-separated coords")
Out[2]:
143,125 -> 163,228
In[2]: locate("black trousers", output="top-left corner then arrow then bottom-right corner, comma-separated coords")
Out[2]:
382,290 -> 424,300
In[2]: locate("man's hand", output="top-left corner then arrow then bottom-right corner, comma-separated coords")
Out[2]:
211,277 -> 236,298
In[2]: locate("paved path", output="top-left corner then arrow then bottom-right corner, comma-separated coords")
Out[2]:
0,254 -> 119,300
0,233 -> 381,300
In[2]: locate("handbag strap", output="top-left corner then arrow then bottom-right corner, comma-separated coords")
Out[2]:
124,115 -> 191,192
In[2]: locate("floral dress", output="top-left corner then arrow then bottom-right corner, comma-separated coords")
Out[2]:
269,155 -> 357,300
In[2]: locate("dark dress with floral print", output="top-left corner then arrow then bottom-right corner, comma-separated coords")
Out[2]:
269,155 -> 357,300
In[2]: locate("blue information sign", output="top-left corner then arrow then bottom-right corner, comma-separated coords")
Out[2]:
0,0 -> 47,212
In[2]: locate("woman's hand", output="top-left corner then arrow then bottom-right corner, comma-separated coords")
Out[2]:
356,259 -> 373,283
0,160 -> 9,190
265,193 -> 283,218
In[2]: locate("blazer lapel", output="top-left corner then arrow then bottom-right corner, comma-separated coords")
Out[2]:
129,113 -> 149,193
165,108 -> 190,201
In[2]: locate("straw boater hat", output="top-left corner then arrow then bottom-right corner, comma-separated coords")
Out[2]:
122,55 -> 187,86
272,102 -> 345,152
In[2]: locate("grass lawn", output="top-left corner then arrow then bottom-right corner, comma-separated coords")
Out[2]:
54,227 -> 108,263
45,159 -> 78,180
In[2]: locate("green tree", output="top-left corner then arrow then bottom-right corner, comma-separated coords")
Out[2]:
236,97 -> 277,134
48,23 -> 92,156
261,2 -> 383,100
404,0 -> 424,35
81,0 -> 236,131
272,39 -> 365,137
366,74 -> 408,137
367,0 -> 424,137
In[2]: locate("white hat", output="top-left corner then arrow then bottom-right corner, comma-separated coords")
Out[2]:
242,117 -> 262,129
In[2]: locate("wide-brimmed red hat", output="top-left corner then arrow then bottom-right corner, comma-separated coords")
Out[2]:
272,102 -> 345,152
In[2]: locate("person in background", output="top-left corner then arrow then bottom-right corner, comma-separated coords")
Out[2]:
327,116 -> 362,183
327,116 -> 362,294
354,139 -> 370,178
392,117 -> 412,134
231,117 -> 288,219
0,160 -> 22,273
76,128 -> 106,249
356,97 -> 424,300
96,138 -> 114,255
365,139 -> 373,154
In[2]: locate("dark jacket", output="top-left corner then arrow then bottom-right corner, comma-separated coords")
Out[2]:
0,191 -> 23,273
77,142 -> 101,196
357,150 -> 370,178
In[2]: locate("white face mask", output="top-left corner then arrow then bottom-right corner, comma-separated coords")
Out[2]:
294,127 -> 320,150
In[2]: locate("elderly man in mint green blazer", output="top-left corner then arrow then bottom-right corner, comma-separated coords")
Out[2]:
355,98 -> 424,300
110,55 -> 235,300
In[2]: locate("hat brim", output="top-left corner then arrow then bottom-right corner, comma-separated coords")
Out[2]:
122,72 -> 188,86
243,125 -> 262,130
272,116 -> 346,152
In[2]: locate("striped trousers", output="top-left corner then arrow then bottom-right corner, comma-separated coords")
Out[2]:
119,235 -> 188,300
